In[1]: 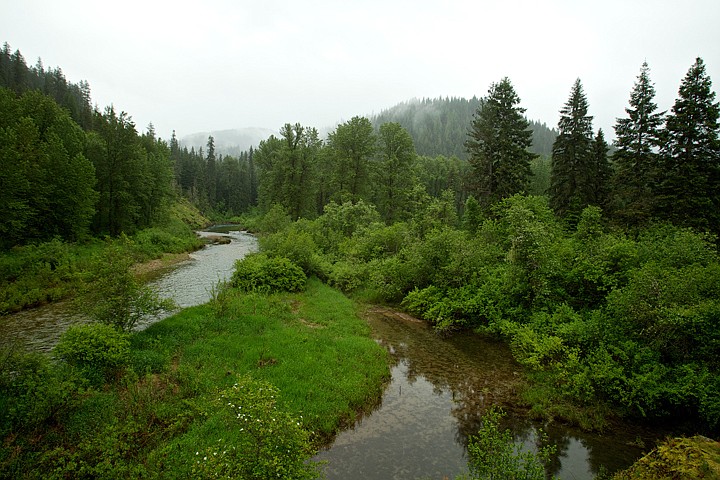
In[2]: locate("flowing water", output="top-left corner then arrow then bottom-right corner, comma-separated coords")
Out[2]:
2,230 -> 659,477
315,308 -> 656,479
0,229 -> 258,352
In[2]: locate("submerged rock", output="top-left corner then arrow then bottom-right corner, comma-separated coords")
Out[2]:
204,235 -> 232,245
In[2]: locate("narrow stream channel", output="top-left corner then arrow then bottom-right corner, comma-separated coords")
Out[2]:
0,229 -> 258,352
315,308 -> 655,479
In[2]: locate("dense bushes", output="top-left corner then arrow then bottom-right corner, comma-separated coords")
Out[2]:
256,195 -> 720,432
192,375 -> 320,479
0,349 -> 79,437
0,220 -> 201,315
231,253 -> 307,293
54,323 -> 130,385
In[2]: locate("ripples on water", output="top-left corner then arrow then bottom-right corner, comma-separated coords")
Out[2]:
137,230 -> 258,328
315,308 -> 651,480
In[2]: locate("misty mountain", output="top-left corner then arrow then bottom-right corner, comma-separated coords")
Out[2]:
370,97 -> 558,158
179,97 -> 558,159
179,127 -> 276,157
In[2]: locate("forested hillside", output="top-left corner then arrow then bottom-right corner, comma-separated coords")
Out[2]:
0,48 -> 176,246
1,38 -> 720,479
0,44 -> 259,245
370,97 -> 558,158
248,62 -> 720,434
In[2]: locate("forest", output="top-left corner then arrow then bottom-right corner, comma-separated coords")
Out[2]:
1,41 -> 720,477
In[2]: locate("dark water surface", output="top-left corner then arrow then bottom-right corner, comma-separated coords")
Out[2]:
0,230 -> 257,352
315,308 -> 654,480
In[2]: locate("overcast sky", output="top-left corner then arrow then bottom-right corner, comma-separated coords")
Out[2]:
2,0 -> 719,142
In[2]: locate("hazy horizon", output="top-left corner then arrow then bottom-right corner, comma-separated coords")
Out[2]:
2,1 -> 718,141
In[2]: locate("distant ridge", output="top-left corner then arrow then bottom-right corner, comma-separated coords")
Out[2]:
180,98 -> 558,159
180,127 -> 276,156
370,97 -> 557,158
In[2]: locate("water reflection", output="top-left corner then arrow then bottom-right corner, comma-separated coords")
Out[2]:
316,307 -> 649,479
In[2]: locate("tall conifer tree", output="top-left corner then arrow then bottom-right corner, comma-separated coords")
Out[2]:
206,135 -> 217,206
611,62 -> 665,226
656,57 -> 720,233
549,79 -> 595,220
591,129 -> 612,209
465,77 -> 535,207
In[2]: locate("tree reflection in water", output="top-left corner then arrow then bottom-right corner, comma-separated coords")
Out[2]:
317,307 -> 658,479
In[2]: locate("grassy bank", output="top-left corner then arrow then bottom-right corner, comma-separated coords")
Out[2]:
0,278 -> 389,478
0,216 -> 204,315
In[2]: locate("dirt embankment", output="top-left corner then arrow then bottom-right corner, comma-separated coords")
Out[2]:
132,252 -> 192,279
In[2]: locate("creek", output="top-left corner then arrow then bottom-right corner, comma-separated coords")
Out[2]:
1,228 -> 658,478
315,307 -> 656,479
0,229 -> 257,352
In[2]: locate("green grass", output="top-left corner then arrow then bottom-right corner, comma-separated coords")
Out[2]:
1,278 -> 390,478
146,278 -> 389,433
0,201 -> 204,315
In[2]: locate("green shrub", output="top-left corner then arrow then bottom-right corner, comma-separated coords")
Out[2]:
78,237 -> 174,331
0,349 -> 79,436
54,323 -> 130,385
328,259 -> 368,292
340,221 -> 411,262
132,225 -> 200,259
460,407 -> 556,480
260,223 -> 328,278
231,253 -> 306,293
256,204 -> 292,234
192,375 -> 321,480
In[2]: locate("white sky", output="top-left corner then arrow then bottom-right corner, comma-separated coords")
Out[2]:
2,0 -> 718,142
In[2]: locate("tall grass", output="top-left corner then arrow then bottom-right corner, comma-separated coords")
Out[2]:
0,219 -> 203,315
1,279 -> 389,478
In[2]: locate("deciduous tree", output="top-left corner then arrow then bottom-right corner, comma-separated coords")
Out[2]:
326,116 -> 376,201
374,122 -> 417,222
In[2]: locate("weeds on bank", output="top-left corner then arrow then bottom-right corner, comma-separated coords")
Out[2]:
1,275 -> 388,478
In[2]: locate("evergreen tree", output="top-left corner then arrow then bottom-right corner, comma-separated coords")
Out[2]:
465,77 -> 536,207
549,79 -> 595,220
248,146 -> 258,206
139,126 -> 174,226
169,129 -> 181,188
87,106 -> 160,235
591,129 -> 612,209
206,135 -> 217,206
611,62 -> 665,226
656,57 -> 720,233
0,88 -> 97,247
